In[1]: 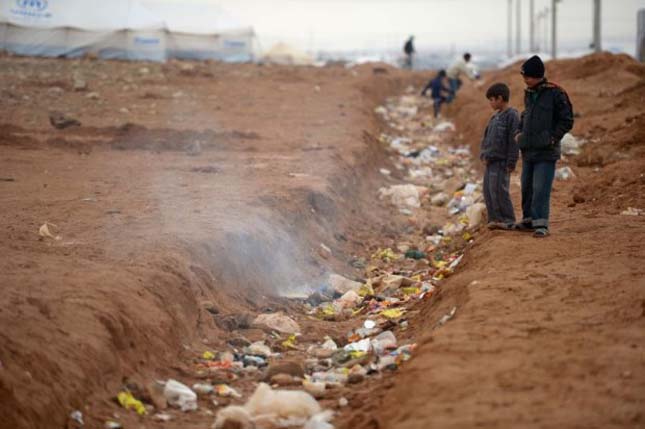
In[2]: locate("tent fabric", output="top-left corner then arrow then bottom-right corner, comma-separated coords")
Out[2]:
262,42 -> 314,66
0,0 -> 254,62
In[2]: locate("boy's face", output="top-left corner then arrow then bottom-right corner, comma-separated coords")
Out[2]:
488,96 -> 505,110
522,75 -> 542,87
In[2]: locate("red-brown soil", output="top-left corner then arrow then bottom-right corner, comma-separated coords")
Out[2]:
1,52 -> 643,429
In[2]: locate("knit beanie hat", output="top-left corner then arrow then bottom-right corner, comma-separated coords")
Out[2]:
521,55 -> 545,78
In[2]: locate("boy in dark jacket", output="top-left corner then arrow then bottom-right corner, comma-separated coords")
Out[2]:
480,83 -> 520,230
515,55 -> 574,237
421,70 -> 451,118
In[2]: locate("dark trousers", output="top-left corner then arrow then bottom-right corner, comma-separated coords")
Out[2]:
483,160 -> 516,224
447,78 -> 461,103
520,160 -> 556,228
433,96 -> 447,117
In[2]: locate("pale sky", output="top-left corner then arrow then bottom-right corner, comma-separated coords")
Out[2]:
148,0 -> 645,53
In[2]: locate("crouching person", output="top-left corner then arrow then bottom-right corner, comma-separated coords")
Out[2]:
480,83 -> 520,230
515,55 -> 574,238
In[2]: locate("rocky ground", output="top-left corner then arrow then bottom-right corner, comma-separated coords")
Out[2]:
0,52 -> 643,429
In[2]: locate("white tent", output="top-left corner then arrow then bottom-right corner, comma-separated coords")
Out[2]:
0,0 -> 167,61
0,0 -> 255,62
141,1 -> 254,61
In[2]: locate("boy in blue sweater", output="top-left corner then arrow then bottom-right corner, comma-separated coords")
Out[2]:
480,83 -> 520,230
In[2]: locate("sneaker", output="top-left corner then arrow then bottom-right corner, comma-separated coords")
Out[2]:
533,227 -> 549,238
513,222 -> 534,232
487,222 -> 512,230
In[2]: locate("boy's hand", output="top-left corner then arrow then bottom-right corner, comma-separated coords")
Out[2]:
514,133 -> 522,143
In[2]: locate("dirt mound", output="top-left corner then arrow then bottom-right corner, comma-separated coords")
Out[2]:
349,52 -> 645,429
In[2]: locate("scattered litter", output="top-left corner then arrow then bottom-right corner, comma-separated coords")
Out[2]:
560,133 -> 586,155
163,379 -> 198,411
282,334 -> 299,349
70,410 -> 84,426
378,184 -> 428,208
192,383 -> 214,395
117,390 -> 147,416
338,397 -> 349,407
153,413 -> 172,422
621,207 -> 643,216
466,203 -> 487,228
431,192 -> 449,206
38,222 -> 61,240
213,383 -> 326,429
555,166 -> 576,181
202,351 -> 216,360
245,341 -> 273,358
434,121 -> 456,132
302,379 -> 327,398
253,312 -> 301,334
363,319 -> 376,329
104,421 -> 122,429
215,384 -> 242,398
437,306 -> 457,326
381,308 -> 405,319
404,249 -> 426,260
379,168 -> 391,176
329,273 -> 362,294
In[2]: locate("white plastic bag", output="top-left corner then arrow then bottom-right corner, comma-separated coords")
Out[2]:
164,379 -> 197,411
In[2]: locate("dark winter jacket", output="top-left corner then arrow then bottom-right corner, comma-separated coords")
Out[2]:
404,39 -> 415,55
480,107 -> 520,168
517,79 -> 574,162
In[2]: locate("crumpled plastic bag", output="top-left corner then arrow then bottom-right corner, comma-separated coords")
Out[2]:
164,379 -> 197,411
213,383 -> 330,429
378,184 -> 428,208
253,312 -> 301,334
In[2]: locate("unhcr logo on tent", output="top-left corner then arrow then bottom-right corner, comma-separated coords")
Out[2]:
134,36 -> 160,46
12,0 -> 52,18
16,0 -> 48,11
224,40 -> 247,49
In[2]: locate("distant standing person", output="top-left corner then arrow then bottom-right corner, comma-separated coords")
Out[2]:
446,52 -> 479,101
420,70 -> 451,118
480,83 -> 520,230
514,55 -> 574,237
403,36 -> 415,69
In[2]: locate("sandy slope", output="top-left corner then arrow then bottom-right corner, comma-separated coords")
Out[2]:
348,53 -> 645,429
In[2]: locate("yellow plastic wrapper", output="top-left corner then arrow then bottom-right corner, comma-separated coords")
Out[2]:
358,283 -> 374,297
371,248 -> 396,262
319,303 -> 336,318
282,334 -> 298,349
432,259 -> 447,269
348,351 -> 367,360
401,287 -> 421,296
381,308 -> 405,319
215,384 -> 241,398
202,351 -> 215,360
117,391 -> 147,416
462,232 -> 473,241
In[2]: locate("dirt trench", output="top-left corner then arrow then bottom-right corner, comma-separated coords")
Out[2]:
0,57 -> 428,428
